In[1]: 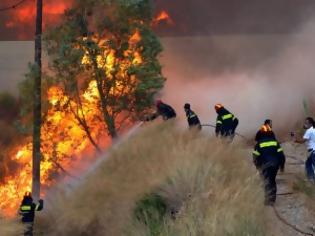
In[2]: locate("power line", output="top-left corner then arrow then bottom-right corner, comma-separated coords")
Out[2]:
0,0 -> 29,12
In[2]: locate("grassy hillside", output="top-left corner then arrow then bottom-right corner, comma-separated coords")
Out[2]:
19,122 -> 267,236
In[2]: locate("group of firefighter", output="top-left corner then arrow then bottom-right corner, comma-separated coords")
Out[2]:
150,100 -> 315,206
18,100 -> 315,235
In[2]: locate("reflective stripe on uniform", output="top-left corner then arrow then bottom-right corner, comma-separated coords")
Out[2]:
35,203 -> 41,211
21,205 -> 31,211
216,120 -> 223,124
189,114 -> 197,119
259,141 -> 278,148
277,148 -> 283,152
222,114 -> 233,120
253,150 -> 260,156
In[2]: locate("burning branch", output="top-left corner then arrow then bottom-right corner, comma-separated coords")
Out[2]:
152,10 -> 175,27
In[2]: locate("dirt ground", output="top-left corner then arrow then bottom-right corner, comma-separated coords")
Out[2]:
265,142 -> 315,236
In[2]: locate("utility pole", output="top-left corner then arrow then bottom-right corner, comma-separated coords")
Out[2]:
32,0 -> 43,201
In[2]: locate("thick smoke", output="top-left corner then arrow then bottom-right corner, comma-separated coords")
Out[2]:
159,19 -> 315,137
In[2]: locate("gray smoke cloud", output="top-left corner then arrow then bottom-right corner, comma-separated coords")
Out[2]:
1,14 -> 315,138
159,19 -> 315,137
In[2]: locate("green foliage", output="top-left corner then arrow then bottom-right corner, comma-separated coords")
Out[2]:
134,193 -> 167,236
45,0 -> 165,137
0,92 -> 19,121
18,63 -> 39,116
15,63 -> 41,135
0,93 -> 17,111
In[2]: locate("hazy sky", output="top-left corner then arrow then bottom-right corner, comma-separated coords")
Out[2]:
1,0 -> 315,133
1,0 -> 315,40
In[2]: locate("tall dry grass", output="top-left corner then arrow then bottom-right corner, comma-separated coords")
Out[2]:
3,122 -> 266,235
0,215 -> 24,236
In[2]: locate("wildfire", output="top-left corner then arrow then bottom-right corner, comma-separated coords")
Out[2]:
0,84 -> 105,216
3,0 -> 73,40
152,10 -> 174,26
0,28 -> 144,217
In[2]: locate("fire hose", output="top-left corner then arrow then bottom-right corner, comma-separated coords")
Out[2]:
201,124 -> 249,142
201,123 -> 315,235
272,205 -> 314,236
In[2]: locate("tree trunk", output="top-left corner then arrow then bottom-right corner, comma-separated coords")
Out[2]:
96,79 -> 118,139
91,56 -> 118,139
32,0 -> 43,201
73,85 -> 103,153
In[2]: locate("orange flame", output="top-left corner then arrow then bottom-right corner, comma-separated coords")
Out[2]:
0,84 -> 107,216
152,10 -> 174,26
3,0 -> 72,39
0,29 -> 143,217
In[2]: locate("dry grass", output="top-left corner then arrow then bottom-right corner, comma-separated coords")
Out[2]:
0,215 -> 24,236
2,122 -> 267,236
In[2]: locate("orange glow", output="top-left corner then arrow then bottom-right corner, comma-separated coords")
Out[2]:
0,27 -> 145,217
129,30 -> 141,44
4,0 -> 72,37
152,10 -> 174,26
0,83 -> 106,216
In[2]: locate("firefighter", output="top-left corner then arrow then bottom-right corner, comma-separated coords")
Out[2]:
294,117 -> 315,182
255,119 -> 276,142
214,104 -> 238,138
253,132 -> 285,205
19,192 -> 44,236
184,103 -> 201,130
147,100 -> 176,121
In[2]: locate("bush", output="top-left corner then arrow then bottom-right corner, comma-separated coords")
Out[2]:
134,193 -> 167,235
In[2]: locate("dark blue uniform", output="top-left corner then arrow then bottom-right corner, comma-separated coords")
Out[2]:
215,107 -> 238,137
185,109 -> 201,130
149,102 -> 176,121
157,103 -> 176,120
19,196 -> 44,236
253,138 -> 285,205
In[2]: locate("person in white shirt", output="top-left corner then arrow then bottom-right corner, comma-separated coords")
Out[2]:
295,117 -> 315,181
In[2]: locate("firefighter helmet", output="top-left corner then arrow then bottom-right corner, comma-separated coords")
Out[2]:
184,103 -> 190,110
214,104 -> 223,111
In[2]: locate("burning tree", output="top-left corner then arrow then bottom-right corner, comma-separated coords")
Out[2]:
0,0 -> 166,217
46,0 -> 165,139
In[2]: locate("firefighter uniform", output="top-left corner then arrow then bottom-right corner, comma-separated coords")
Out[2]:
148,100 -> 176,121
253,137 -> 285,205
184,103 -> 201,130
215,105 -> 238,137
19,193 -> 44,236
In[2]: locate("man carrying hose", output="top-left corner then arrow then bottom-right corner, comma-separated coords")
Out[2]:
214,104 -> 238,138
253,131 -> 286,206
19,192 -> 44,236
146,100 -> 176,121
184,103 -> 201,130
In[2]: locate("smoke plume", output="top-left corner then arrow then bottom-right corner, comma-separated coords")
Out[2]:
159,18 -> 315,137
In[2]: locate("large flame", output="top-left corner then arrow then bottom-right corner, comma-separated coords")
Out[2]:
0,85 -> 104,216
0,29 -> 143,217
